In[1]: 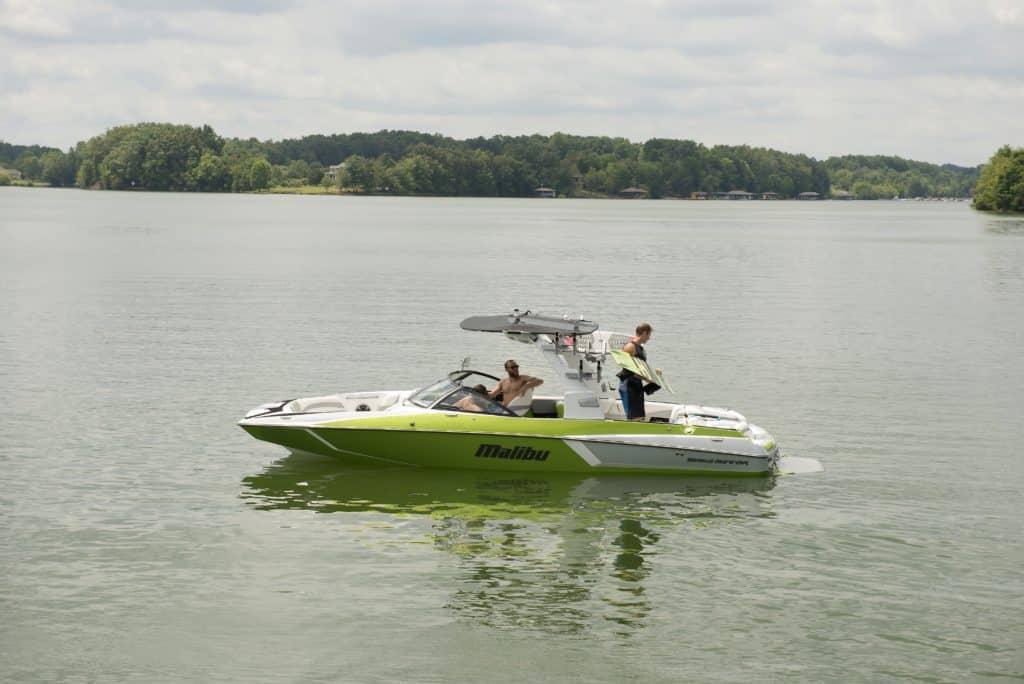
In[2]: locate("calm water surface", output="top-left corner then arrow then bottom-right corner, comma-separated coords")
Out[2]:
1,189 -> 1022,682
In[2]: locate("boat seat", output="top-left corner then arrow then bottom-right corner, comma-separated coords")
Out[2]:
288,395 -> 347,413
375,391 -> 401,410
506,388 -> 534,416
530,397 -> 559,418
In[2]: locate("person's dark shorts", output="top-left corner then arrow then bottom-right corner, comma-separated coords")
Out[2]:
619,376 -> 645,419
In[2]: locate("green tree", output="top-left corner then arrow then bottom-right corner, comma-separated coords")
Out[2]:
76,159 -> 98,188
40,150 -> 74,186
15,153 -> 41,180
307,162 -> 324,185
973,146 -> 1024,212
77,123 -> 225,191
270,165 -> 285,188
285,159 -> 310,182
189,152 -> 231,192
491,155 -> 535,196
343,155 -> 375,191
390,153 -> 444,194
98,142 -> 142,189
249,158 -> 272,191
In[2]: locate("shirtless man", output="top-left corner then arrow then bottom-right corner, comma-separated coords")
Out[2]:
489,359 -> 543,407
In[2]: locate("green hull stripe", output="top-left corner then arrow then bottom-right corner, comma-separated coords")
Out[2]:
318,413 -> 746,439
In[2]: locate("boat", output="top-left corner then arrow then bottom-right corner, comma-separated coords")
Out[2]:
239,310 -> 786,476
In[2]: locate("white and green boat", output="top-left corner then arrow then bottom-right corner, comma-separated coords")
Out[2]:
240,311 -> 786,476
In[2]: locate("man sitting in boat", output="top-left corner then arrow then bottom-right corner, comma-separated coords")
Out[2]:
489,359 -> 543,409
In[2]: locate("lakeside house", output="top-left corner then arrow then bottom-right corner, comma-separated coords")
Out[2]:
534,186 -> 556,198
620,186 -> 648,199
325,163 -> 345,181
761,192 -> 780,200
690,191 -> 709,200
797,191 -> 820,200
0,166 -> 23,179
711,190 -> 754,200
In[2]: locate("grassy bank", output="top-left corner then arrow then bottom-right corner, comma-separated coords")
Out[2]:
265,184 -> 340,195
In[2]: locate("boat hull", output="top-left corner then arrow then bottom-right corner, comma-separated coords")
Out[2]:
240,422 -> 777,476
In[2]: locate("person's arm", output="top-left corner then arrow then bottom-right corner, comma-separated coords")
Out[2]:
488,380 -> 506,399
504,377 -> 543,404
622,341 -> 637,357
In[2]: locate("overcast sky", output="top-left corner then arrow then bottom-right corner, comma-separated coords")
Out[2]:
2,0 -> 1021,165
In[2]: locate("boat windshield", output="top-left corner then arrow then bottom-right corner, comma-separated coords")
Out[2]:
434,387 -> 517,417
408,370 -> 505,410
408,377 -> 458,408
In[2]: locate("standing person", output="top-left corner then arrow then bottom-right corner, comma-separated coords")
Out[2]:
618,323 -> 653,421
489,359 -> 544,408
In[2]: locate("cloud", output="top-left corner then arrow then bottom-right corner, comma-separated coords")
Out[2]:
0,0 -> 1021,165
107,0 -> 295,15
0,0 -> 77,38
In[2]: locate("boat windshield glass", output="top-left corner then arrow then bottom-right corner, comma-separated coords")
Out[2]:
434,388 -> 517,417
450,371 -> 500,391
408,377 -> 458,408
408,370 -> 510,413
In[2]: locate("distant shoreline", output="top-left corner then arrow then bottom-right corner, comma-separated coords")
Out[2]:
1,123 -> 980,201
2,182 -> 977,203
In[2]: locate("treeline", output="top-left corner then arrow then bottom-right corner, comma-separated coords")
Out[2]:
0,123 -> 980,199
0,141 -> 68,186
72,123 -> 278,192
972,146 -> 1024,213
1,141 -> 59,165
823,155 -> 979,199
218,131 -> 834,198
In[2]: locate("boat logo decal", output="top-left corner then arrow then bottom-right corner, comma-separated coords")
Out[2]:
683,454 -> 750,466
475,443 -> 550,461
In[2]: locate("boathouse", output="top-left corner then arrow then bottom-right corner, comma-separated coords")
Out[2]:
620,186 -> 648,199
712,190 -> 754,200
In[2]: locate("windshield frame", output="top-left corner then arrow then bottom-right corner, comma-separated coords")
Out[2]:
408,369 -> 512,415
407,377 -> 459,408
433,386 -> 519,417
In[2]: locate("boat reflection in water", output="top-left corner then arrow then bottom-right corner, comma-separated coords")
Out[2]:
242,453 -> 778,634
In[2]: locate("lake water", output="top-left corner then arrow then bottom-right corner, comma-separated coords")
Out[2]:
1,189 -> 1022,682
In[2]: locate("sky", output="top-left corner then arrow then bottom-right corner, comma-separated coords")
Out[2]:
1,0 -> 1021,166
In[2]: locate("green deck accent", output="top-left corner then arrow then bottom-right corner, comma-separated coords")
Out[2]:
318,413 -> 746,439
